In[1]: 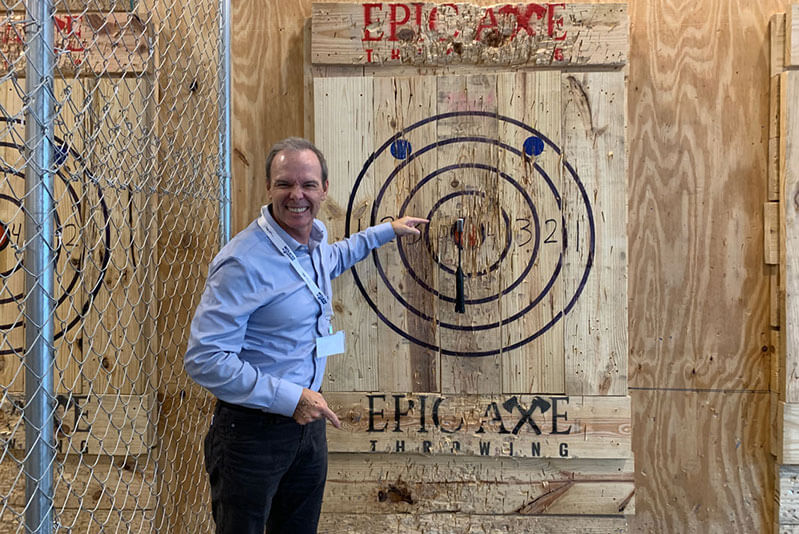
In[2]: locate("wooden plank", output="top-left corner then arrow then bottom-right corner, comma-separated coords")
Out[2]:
42,509 -> 153,534
81,77 -> 153,396
774,391 -> 781,457
0,78 -> 94,394
778,464 -> 799,525
51,77 -> 91,396
314,76 -> 377,391
784,71 -> 799,402
317,513 -> 629,533
324,454 -> 633,515
775,267 -> 783,329
775,328 -> 783,393
561,71 -> 627,396
0,393 -> 155,456
311,3 -> 629,68
627,389 -> 771,533
435,73 -> 503,393
326,392 -> 632,459
0,13 -> 151,76
781,401 -> 799,464
774,13 -> 787,77
8,1 -> 138,11
429,75 -> 502,393
150,386 -> 215,533
767,201 -> 780,265
1,453 -> 155,511
788,5 -> 799,69
497,70 -> 564,394
772,72 -> 782,201
371,75 -> 440,392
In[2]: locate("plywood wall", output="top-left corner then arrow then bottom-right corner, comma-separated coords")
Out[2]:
232,0 -> 789,531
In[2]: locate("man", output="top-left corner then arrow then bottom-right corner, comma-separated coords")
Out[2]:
184,137 -> 426,533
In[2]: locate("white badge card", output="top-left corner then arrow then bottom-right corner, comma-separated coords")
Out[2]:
316,330 -> 346,357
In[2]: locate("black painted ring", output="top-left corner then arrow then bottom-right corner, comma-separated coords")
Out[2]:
344,111 -> 595,357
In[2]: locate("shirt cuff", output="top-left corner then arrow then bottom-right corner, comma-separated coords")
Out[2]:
271,379 -> 304,417
375,221 -> 397,245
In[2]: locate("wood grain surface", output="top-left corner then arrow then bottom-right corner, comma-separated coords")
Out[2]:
222,0 -> 788,532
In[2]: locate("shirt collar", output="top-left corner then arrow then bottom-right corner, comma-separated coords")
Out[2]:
262,204 -> 322,251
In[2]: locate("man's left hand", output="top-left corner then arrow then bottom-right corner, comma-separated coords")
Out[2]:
391,216 -> 428,237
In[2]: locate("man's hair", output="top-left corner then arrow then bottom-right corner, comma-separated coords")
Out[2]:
265,137 -> 328,185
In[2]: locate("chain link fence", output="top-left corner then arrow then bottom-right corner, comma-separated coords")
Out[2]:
0,0 -> 226,531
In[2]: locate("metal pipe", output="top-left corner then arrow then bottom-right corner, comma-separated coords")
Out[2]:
218,0 -> 232,246
24,1 -> 56,533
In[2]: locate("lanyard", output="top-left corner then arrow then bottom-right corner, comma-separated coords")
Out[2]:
257,212 -> 333,328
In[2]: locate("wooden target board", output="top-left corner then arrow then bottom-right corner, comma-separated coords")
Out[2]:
311,3 -> 630,467
0,14 -> 155,456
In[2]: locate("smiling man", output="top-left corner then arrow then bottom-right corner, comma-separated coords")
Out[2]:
184,137 -> 426,533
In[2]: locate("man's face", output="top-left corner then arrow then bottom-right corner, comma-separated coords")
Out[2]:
267,149 -> 328,244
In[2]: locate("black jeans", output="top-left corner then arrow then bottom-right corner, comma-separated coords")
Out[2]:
203,401 -> 328,534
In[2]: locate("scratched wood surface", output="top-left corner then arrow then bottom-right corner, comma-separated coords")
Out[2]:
317,513 -> 629,533
497,70 -> 564,394
374,75 -> 440,392
323,454 -> 634,515
226,0 -> 788,532
315,76 -> 378,391
562,70 -> 627,397
788,5 -> 799,67
0,393 -> 154,455
0,13 -> 150,76
778,465 -> 799,525
435,73 -> 504,393
7,1 -> 137,11
783,70 -> 799,404
0,453 -> 154,512
311,2 -> 629,67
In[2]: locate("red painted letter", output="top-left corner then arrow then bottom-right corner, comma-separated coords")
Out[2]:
498,4 -> 547,39
475,7 -> 497,42
363,3 -> 384,42
429,3 -> 460,40
389,4 -> 411,41
548,3 -> 567,41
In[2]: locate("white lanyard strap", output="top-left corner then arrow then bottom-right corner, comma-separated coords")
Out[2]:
257,214 -> 332,321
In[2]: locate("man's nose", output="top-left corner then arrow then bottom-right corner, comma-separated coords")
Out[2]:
289,185 -> 303,198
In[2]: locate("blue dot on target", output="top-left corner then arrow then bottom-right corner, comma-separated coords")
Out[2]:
523,136 -> 545,157
390,139 -> 412,160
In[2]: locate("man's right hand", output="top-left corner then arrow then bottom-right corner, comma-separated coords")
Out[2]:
293,388 -> 341,428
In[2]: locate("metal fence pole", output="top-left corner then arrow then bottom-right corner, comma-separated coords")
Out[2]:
24,0 -> 56,532
218,0 -> 232,246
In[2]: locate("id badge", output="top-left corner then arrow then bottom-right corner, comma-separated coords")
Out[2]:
316,330 -> 346,357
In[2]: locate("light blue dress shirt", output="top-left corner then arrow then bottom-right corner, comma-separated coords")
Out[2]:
184,205 -> 396,417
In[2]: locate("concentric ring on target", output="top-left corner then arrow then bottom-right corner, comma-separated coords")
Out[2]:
0,117 -> 111,354
345,111 -> 595,357
390,162 -> 539,305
